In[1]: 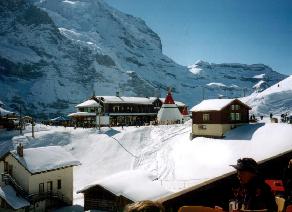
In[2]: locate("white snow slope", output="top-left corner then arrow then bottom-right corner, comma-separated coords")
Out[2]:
242,75 -> 292,115
5,120 -> 292,208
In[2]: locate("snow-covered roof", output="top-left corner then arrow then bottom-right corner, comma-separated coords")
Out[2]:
96,96 -> 155,105
78,170 -> 171,202
75,96 -> 186,107
190,99 -> 235,112
75,99 -> 100,108
159,98 -> 185,107
68,112 -> 96,117
50,116 -> 70,121
0,107 -> 14,116
0,185 -> 30,209
10,146 -> 81,174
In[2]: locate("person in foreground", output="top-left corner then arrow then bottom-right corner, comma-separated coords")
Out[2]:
230,158 -> 277,211
124,200 -> 165,212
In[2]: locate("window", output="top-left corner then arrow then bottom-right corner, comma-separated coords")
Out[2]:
8,165 -> 13,175
235,105 -> 240,110
198,125 -> 207,130
4,162 -> 8,172
57,179 -> 62,189
230,113 -> 235,121
231,105 -> 235,110
47,181 -> 53,193
203,114 -> 210,121
39,183 -> 44,193
236,113 -> 241,120
113,106 -> 119,112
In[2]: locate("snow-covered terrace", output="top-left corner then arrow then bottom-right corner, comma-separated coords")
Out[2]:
78,170 -> 171,202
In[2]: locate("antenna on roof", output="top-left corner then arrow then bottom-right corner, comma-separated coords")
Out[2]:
91,82 -> 96,98
155,87 -> 161,98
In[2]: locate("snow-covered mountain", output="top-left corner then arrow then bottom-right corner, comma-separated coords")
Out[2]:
188,60 -> 285,96
0,0 -> 287,118
242,75 -> 292,116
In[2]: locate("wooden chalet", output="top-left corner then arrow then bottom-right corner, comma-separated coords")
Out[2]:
69,93 -> 187,127
77,170 -> 171,212
190,99 -> 251,138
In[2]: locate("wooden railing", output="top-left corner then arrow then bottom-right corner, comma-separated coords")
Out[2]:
1,173 -> 65,204
1,172 -> 27,198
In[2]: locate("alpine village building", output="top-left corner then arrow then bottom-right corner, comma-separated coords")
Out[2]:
190,99 -> 251,138
0,144 -> 80,211
77,170 -> 170,212
68,92 -> 188,127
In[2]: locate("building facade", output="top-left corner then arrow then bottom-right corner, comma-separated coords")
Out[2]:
69,94 -> 188,127
191,99 -> 251,138
0,145 -> 80,211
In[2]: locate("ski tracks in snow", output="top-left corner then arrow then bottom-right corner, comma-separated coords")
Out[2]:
132,124 -> 191,181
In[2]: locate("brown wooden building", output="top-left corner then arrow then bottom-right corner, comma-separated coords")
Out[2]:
77,170 -> 171,212
190,99 -> 251,138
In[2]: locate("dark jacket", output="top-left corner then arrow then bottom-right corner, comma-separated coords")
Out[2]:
283,167 -> 292,198
236,177 -> 277,211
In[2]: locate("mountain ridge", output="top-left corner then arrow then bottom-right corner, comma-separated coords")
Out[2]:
0,0 -> 287,118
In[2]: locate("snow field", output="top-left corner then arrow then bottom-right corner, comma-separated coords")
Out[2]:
4,120 -> 292,206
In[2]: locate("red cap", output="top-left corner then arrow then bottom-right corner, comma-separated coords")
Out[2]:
164,90 -> 175,104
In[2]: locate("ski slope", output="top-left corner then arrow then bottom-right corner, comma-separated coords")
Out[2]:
242,75 -> 292,115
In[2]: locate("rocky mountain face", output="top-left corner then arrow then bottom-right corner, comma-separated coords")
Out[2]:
0,0 -> 287,118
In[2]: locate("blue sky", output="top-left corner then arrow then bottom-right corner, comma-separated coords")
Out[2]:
106,0 -> 292,75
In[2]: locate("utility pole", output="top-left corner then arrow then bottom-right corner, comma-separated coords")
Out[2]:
243,88 -> 247,97
19,105 -> 22,135
32,117 -> 35,138
98,105 -> 101,131
96,97 -> 101,131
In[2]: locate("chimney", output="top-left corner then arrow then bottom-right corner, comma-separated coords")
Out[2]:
17,143 -> 24,157
116,91 -> 120,97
